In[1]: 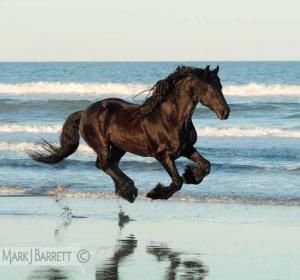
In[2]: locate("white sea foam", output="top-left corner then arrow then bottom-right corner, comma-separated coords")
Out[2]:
0,123 -> 62,134
224,83 -> 300,97
196,127 -> 300,138
0,187 -> 29,195
1,123 -> 300,138
0,142 -> 93,154
0,142 -> 36,152
0,82 -> 300,97
0,82 -> 147,97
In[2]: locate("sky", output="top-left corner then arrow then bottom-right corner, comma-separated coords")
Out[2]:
0,0 -> 299,61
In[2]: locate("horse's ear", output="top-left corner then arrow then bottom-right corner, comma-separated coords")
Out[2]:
212,65 -> 219,75
204,65 -> 210,78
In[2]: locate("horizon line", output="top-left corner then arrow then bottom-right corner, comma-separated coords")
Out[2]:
0,60 -> 299,63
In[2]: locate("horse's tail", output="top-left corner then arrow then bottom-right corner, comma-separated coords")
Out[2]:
28,111 -> 83,164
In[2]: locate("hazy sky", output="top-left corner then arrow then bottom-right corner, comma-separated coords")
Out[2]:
0,0 -> 299,61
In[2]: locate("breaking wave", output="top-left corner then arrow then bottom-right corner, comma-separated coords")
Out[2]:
0,142 -> 93,154
196,127 -> 300,138
224,83 -> 300,97
0,123 -> 62,133
0,82 -> 147,97
1,82 -> 300,97
1,123 -> 300,138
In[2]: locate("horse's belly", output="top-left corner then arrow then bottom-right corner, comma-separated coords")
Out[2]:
112,137 -> 150,157
110,123 -> 151,157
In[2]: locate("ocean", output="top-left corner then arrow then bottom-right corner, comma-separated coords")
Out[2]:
0,61 -> 299,205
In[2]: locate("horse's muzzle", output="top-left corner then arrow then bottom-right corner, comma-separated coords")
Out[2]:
217,107 -> 230,120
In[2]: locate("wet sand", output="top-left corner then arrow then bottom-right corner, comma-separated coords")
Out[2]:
0,196 -> 299,279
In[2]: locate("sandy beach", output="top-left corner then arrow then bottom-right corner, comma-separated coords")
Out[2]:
0,195 -> 299,279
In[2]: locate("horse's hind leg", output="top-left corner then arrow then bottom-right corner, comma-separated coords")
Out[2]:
96,146 -> 138,203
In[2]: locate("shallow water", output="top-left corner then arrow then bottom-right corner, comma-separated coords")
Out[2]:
0,62 -> 299,204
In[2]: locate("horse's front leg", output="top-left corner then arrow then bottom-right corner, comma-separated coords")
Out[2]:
182,147 -> 211,184
146,155 -> 183,200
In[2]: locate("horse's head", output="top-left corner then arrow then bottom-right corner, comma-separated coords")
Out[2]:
191,65 -> 230,120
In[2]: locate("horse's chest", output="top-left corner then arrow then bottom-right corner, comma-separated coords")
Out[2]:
171,127 -> 191,155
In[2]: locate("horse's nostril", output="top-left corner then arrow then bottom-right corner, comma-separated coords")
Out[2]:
221,108 -> 229,119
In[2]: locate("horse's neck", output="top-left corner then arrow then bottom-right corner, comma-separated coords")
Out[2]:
160,85 -> 197,127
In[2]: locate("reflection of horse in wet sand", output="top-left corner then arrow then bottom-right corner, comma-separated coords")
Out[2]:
147,243 -> 208,280
96,235 -> 137,280
28,268 -> 68,280
29,65 -> 230,203
96,236 -> 207,280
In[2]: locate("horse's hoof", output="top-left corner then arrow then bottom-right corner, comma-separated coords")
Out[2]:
182,165 -> 205,184
182,165 -> 197,184
146,184 -> 171,200
117,181 -> 138,203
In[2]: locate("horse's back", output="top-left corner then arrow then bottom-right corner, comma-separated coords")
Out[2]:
85,98 -> 138,114
80,98 -> 150,155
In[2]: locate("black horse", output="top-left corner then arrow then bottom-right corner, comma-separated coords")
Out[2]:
29,65 -> 230,203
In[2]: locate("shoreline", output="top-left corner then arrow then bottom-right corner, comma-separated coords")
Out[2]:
1,189 -> 300,207
0,195 -> 299,224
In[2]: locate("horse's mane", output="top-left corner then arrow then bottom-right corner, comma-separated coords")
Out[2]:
139,65 -> 205,116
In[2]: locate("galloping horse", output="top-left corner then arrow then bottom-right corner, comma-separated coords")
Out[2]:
29,65 -> 230,203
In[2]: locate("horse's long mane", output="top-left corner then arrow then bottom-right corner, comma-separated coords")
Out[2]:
139,65 -> 205,116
